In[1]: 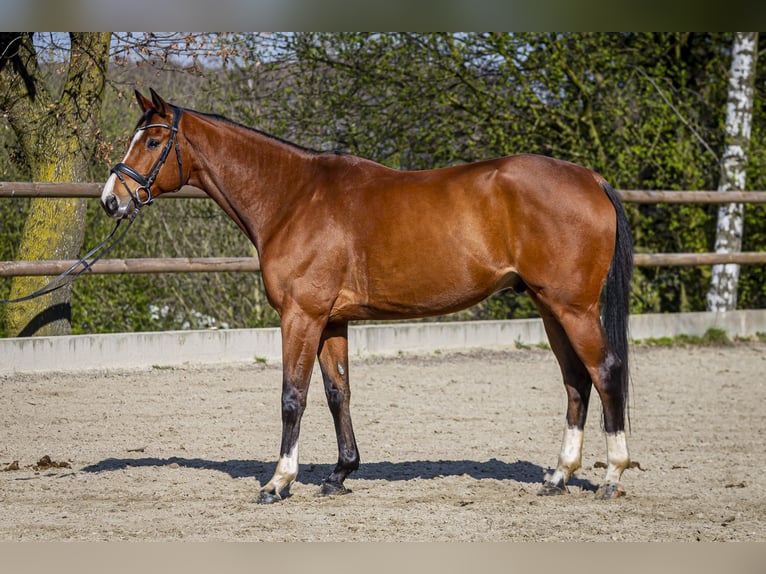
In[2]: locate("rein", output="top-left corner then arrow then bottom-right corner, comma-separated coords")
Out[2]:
0,207 -> 140,305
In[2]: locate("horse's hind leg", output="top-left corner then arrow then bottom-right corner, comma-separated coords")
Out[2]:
533,299 -> 593,495
532,294 -> 630,499
555,307 -> 630,499
316,321 -> 360,497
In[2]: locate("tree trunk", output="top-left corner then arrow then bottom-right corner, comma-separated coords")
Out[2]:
707,32 -> 758,312
1,32 -> 111,336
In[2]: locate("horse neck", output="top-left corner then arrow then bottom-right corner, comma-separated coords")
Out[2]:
182,111 -> 317,250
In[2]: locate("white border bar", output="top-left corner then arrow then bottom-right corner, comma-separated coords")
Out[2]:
1,311 -> 764,373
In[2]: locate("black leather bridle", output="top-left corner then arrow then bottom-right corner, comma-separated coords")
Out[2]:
110,105 -> 184,207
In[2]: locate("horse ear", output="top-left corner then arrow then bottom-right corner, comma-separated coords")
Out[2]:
149,88 -> 169,118
135,90 -> 153,112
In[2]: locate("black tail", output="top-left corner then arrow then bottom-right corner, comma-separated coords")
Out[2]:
600,182 -> 634,425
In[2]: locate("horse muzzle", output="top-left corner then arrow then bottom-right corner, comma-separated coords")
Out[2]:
101,173 -> 137,219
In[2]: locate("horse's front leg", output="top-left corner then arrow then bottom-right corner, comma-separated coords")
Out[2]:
256,310 -> 326,504
317,321 -> 360,497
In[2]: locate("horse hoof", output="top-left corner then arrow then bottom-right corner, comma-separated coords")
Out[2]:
595,482 -> 626,500
255,490 -> 282,504
318,480 -> 350,497
538,481 -> 568,496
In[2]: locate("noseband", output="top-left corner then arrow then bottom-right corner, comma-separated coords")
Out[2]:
110,105 -> 184,207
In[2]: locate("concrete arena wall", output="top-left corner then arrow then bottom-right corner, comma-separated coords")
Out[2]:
1,310 -> 765,373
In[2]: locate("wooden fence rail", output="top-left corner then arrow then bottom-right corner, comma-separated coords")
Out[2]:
0,182 -> 208,199
3,181 -> 766,204
0,257 -> 261,277
1,182 -> 765,276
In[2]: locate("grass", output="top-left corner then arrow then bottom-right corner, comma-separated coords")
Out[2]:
634,326 -> 740,348
514,338 -> 551,351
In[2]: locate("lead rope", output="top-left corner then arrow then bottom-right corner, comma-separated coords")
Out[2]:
0,207 -> 141,305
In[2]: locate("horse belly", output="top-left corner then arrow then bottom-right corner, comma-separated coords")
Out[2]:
335,257 -> 520,321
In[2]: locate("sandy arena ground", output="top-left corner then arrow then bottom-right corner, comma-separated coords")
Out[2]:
1,342 -> 765,541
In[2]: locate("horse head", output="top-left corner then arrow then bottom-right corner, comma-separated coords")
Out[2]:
101,89 -> 186,219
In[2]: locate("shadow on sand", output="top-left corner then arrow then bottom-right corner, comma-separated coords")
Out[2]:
81,456 -> 599,492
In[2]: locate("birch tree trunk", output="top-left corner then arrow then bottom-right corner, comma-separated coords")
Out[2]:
707,32 -> 758,312
0,32 -> 111,336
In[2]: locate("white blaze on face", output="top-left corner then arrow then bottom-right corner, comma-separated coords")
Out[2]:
101,129 -> 145,206
126,129 -> 145,157
101,173 -> 117,203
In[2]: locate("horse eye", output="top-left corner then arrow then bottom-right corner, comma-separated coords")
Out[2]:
146,138 -> 161,150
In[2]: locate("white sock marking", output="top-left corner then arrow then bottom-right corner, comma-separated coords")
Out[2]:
548,426 -> 584,486
604,431 -> 630,484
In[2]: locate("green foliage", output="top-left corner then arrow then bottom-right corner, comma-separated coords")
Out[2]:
0,197 -> 29,336
701,327 -> 733,346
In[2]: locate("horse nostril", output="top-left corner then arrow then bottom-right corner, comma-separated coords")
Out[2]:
104,194 -> 119,216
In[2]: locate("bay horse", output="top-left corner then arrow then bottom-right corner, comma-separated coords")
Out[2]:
102,89 -> 634,503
